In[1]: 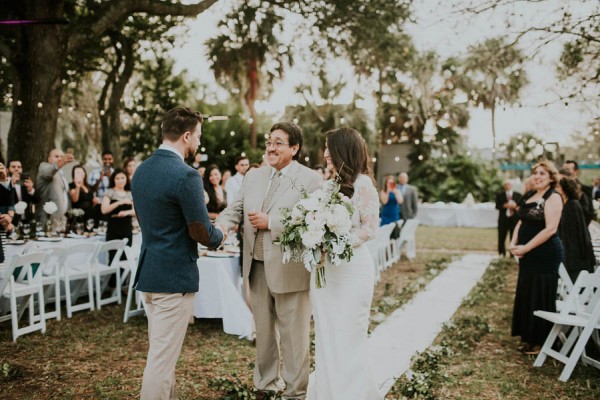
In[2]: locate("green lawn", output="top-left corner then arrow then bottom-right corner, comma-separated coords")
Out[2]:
7,227 -> 596,399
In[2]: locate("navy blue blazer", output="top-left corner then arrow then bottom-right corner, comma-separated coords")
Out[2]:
132,148 -> 223,293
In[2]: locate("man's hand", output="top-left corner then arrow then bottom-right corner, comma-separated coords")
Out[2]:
248,211 -> 269,230
0,213 -> 13,227
58,153 -> 75,168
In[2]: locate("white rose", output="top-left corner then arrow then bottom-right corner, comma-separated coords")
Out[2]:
326,205 -> 352,235
14,201 -> 28,215
299,195 -> 320,211
301,227 -> 324,249
43,201 -> 58,215
291,205 -> 305,225
305,211 -> 326,229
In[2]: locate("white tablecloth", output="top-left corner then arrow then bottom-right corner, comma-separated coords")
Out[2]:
194,255 -> 253,340
418,203 -> 498,228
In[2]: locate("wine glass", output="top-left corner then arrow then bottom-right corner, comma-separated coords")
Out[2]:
86,218 -> 95,233
35,221 -> 44,238
98,221 -> 107,235
22,224 -> 31,240
75,222 -> 84,236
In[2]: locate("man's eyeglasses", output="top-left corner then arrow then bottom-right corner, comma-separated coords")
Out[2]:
265,140 -> 290,148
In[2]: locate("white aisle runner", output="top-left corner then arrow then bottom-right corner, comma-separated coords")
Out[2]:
368,253 -> 495,394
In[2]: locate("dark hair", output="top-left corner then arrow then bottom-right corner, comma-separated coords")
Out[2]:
102,150 -> 113,157
325,127 -> 373,198
564,160 -> 579,171
123,157 -> 135,170
234,155 -> 249,165
71,164 -> 90,189
559,177 -> 581,201
203,164 -> 224,212
270,122 -> 303,161
558,167 -> 572,177
162,107 -> 203,141
8,160 -> 21,168
108,168 -> 129,189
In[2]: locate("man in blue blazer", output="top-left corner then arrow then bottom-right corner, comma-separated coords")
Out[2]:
132,106 -> 224,400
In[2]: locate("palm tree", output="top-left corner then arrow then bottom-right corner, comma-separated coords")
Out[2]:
206,3 -> 290,149
458,37 -> 528,153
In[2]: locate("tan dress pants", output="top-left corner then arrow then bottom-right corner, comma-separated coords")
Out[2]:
140,292 -> 195,400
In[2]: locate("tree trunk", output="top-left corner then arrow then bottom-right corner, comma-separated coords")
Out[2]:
245,56 -> 259,149
7,16 -> 68,178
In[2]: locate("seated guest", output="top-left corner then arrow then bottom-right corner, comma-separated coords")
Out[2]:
203,164 -> 227,220
379,174 -> 403,226
123,157 -> 137,189
68,165 -> 95,224
556,177 -> 596,282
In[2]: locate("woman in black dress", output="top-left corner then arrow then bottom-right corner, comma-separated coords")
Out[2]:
510,160 -> 564,354
69,165 -> 95,223
556,176 -> 596,282
203,164 -> 227,220
101,169 -> 135,261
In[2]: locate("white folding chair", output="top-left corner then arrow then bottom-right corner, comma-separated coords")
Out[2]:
378,223 -> 396,269
394,219 -> 420,260
556,263 -> 574,312
123,247 -> 146,322
60,242 -> 100,318
22,244 -> 65,321
533,271 -> 600,381
94,239 -> 127,309
0,251 -> 52,341
365,239 -> 382,284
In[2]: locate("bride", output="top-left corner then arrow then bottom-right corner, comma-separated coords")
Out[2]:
308,127 -> 383,399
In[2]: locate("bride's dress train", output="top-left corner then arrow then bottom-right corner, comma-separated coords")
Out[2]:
308,174 -> 383,400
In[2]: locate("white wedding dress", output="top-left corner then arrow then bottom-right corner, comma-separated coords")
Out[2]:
308,174 -> 383,400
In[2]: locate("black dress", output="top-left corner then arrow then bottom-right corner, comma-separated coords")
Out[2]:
68,183 -> 95,222
512,188 -> 564,347
104,189 -> 133,262
557,199 -> 596,282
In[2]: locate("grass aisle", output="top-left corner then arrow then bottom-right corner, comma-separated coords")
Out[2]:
387,258 -> 600,400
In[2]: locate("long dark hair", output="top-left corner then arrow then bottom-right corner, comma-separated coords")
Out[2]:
203,164 -> 224,211
108,168 -> 130,189
325,127 -> 373,198
559,177 -> 581,201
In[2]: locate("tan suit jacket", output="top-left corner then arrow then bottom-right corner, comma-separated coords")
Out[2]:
217,161 -> 322,293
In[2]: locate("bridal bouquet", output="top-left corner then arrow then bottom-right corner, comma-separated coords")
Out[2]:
279,178 -> 354,288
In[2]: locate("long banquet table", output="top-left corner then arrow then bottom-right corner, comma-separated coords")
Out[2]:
2,234 -> 254,339
418,202 -> 498,228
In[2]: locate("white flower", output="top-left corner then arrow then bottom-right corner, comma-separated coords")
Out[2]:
14,201 -> 27,215
299,195 -> 320,211
301,226 -> 325,249
291,205 -> 305,225
43,201 -> 58,215
305,211 -> 326,229
69,208 -> 85,217
326,204 -> 352,235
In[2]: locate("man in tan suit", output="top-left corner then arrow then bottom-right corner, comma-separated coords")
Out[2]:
217,122 -> 322,399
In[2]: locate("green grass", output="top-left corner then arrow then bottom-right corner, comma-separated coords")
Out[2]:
0,226 -> 503,399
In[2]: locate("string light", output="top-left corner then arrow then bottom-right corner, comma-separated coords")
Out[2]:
220,150 -> 225,155
293,118 -> 299,124
418,155 -> 424,160
414,139 -> 420,145
230,131 -> 235,136
201,147 -> 206,152
17,100 -> 22,106
304,156 -> 310,162
37,102 -> 43,108
371,157 -> 377,163
386,139 -> 392,145
394,156 -> 400,162
241,152 -> 246,157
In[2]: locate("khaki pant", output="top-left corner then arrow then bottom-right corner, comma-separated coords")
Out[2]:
250,260 -> 311,399
140,292 -> 195,400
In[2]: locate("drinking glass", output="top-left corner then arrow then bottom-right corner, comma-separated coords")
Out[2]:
22,224 -> 31,240
86,218 -> 95,232
35,221 -> 44,238
75,222 -> 84,235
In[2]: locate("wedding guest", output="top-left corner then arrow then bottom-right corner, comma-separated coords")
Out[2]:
221,169 -> 232,189
131,107 -> 224,399
197,165 -> 205,178
225,155 -> 250,204
309,127 -> 383,399
216,122 -> 322,399
68,165 -> 95,223
190,152 -> 203,169
0,164 -> 15,229
89,150 -> 114,224
495,180 -> 522,256
510,160 -> 563,355
556,177 -> 596,282
9,168 -> 39,223
101,169 -> 134,260
398,171 -> 418,220
592,177 -> 600,200
36,148 -> 74,229
380,174 -> 403,226
563,160 -> 594,225
123,157 -> 137,185
203,164 -> 227,220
